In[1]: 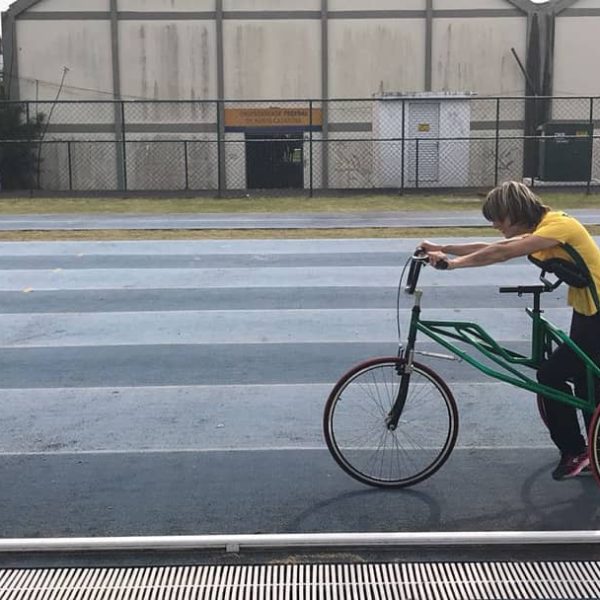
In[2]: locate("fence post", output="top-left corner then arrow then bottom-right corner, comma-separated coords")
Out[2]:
531,96 -> 537,190
322,100 -> 329,190
184,140 -> 189,191
494,98 -> 500,187
217,99 -> 223,197
120,101 -> 128,191
67,141 -> 73,191
400,99 -> 406,195
415,138 -> 420,190
587,97 -> 594,195
309,100 -> 314,198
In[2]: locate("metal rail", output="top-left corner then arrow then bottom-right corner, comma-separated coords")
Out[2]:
0,531 -> 599,553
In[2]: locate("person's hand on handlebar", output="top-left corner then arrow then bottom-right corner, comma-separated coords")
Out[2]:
419,240 -> 444,253
426,250 -> 453,270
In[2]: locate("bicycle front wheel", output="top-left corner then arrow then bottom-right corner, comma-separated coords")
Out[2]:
324,357 -> 459,488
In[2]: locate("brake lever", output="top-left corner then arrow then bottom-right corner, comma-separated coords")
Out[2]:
412,246 -> 429,261
405,247 -> 448,295
412,247 -> 448,270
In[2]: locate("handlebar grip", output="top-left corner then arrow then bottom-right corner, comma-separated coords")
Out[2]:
405,260 -> 421,294
433,259 -> 448,270
499,284 -> 552,295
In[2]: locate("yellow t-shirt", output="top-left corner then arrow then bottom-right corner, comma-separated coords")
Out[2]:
530,210 -> 600,315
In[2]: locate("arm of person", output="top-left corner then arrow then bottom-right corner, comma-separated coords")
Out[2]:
447,234 -> 558,269
421,235 -> 529,257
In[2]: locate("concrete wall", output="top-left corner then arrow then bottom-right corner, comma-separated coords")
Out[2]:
37,133 -> 121,191
15,20 -> 114,101
28,0 -> 107,10
329,19 -> 426,98
224,133 -> 246,190
567,0 -> 600,6
328,0 -> 423,8
554,10 -> 600,97
119,21 -> 217,100
223,20 -> 321,100
4,0 -> 600,100
4,0 -> 600,192
432,17 -> 527,95
223,0 -> 320,9
7,0 -> 600,103
327,132 -> 373,189
2,0 -> 569,104
119,0 -> 215,9
437,0 -> 510,6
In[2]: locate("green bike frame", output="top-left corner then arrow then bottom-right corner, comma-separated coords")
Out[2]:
403,285 -> 600,414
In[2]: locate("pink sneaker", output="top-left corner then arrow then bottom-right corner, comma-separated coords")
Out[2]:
552,452 -> 590,481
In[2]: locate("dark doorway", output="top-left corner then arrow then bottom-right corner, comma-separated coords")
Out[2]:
246,133 -> 304,189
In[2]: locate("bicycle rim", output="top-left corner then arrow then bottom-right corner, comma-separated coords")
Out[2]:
588,404 -> 600,488
324,357 -> 458,488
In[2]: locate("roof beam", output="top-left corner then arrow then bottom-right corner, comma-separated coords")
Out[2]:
4,0 -> 42,19
552,0 -> 581,15
504,0 -> 582,14
504,0 -> 531,13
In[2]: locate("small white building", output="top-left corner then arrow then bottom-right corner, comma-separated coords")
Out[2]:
373,92 -> 473,189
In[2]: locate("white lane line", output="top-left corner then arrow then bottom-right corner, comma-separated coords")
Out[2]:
0,445 -> 555,457
0,236 -> 600,258
0,265 -> 543,291
0,381 -> 532,394
0,307 -> 571,347
0,238 -> 495,256
0,235 -> 597,256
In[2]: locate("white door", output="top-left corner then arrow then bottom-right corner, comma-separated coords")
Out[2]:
407,102 -> 440,184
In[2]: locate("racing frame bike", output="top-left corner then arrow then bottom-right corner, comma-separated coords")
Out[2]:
323,252 -> 600,488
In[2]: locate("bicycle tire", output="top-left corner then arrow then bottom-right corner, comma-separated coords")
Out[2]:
587,403 -> 600,487
323,357 -> 459,488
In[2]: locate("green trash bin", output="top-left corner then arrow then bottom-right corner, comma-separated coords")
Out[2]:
538,121 -> 593,182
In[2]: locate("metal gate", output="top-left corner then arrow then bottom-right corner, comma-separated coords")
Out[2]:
407,102 -> 440,184
245,133 -> 304,189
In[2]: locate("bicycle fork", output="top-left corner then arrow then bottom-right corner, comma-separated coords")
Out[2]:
386,354 -> 414,430
386,292 -> 422,430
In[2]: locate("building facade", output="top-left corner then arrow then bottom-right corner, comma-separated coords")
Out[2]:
1,0 -> 599,191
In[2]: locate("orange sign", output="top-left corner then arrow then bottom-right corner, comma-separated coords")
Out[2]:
225,107 -> 323,129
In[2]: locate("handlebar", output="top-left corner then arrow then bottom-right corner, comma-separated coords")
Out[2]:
404,248 -> 448,294
499,284 -> 553,295
498,283 -> 556,312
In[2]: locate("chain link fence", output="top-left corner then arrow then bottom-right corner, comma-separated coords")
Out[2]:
0,96 -> 598,194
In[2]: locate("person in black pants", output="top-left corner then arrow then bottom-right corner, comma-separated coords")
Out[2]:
421,180 -> 600,480
538,311 -> 600,476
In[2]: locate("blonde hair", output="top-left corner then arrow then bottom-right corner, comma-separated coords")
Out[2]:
482,181 -> 549,229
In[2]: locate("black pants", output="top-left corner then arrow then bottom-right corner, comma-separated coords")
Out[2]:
537,310 -> 600,455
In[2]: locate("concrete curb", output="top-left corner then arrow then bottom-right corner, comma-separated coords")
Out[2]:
1,209 -> 599,231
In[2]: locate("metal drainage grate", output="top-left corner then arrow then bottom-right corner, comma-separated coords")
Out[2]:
1,561 -> 600,600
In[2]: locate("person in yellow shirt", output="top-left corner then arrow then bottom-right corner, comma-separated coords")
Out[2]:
422,180 -> 600,480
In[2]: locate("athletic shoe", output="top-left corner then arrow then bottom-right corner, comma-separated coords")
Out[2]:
552,452 -> 590,480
